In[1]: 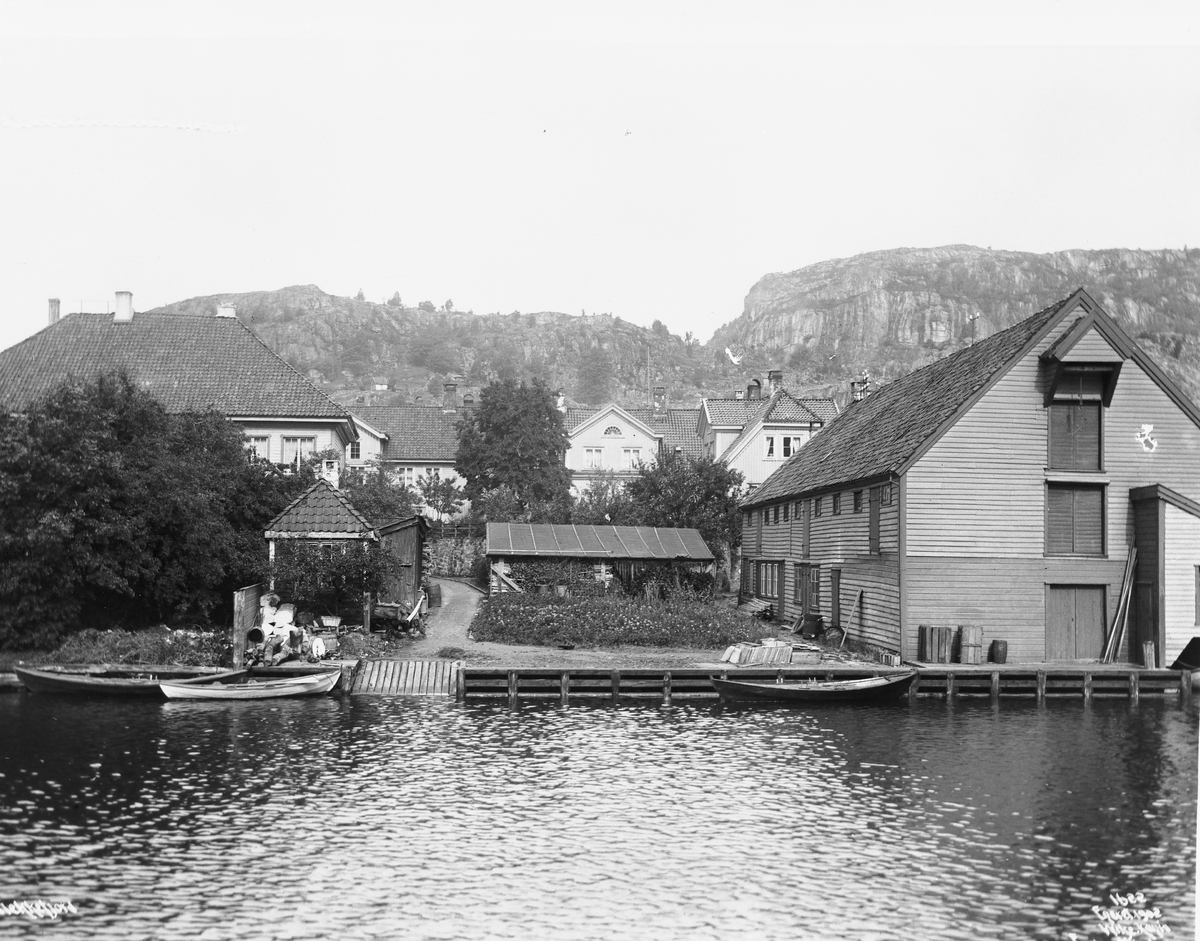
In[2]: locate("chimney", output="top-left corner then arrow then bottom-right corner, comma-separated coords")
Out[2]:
653,385 -> 666,411
767,369 -> 783,394
321,459 -> 341,489
734,390 -> 745,401
443,382 -> 457,411
216,304 -> 237,318
746,379 -> 761,400
462,393 -> 475,407
850,377 -> 871,402
48,298 -> 60,325
556,390 -> 566,412
114,291 -> 133,323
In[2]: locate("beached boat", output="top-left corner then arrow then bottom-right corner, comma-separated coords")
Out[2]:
710,671 -> 917,704
160,667 -> 342,700
14,664 -> 226,697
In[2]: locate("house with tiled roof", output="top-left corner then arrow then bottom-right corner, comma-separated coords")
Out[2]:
562,401 -> 703,492
0,294 -> 357,464
739,288 -> 1200,668
699,371 -> 838,489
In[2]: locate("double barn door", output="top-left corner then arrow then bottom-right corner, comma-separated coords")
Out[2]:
1046,585 -> 1106,660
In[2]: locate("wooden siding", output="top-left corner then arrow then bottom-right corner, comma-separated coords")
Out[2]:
728,425 -> 816,488
906,556 -> 1130,662
1163,504 -> 1200,666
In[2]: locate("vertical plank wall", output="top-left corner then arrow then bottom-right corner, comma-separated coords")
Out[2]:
1164,504 -> 1200,665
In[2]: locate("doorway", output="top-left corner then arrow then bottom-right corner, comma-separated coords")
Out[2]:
1046,585 -> 1107,660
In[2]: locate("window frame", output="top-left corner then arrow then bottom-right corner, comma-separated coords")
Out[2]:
853,490 -> 863,513
348,441 -> 361,461
814,496 -> 822,517
585,447 -> 604,468
1048,400 -> 1103,472
1045,482 -> 1106,557
832,493 -> 841,516
281,436 -> 316,466
765,436 -> 775,458
757,561 -> 781,600
246,435 -> 270,460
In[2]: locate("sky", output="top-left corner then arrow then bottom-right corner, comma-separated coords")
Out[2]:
1,1 -> 1198,353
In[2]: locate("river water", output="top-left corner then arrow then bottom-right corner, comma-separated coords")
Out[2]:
0,692 -> 1194,940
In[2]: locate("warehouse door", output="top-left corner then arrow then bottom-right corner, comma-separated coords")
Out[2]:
1046,586 -> 1106,660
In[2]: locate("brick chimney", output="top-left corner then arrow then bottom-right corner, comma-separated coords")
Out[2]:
114,291 -> 133,323
850,377 -> 871,402
216,304 -> 237,318
767,369 -> 783,394
653,385 -> 666,411
746,379 -> 761,400
48,298 -> 60,325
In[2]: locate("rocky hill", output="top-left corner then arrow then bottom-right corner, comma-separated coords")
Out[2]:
711,245 -> 1200,402
149,246 -> 1200,409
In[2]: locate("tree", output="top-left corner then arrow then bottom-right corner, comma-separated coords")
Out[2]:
624,453 -> 745,563
270,539 -> 400,617
356,288 -> 366,301
419,300 -> 436,313
572,470 -> 635,525
417,469 -> 465,521
443,299 -> 455,312
455,378 -> 571,510
387,292 -> 402,308
339,460 -> 417,526
0,373 -> 311,649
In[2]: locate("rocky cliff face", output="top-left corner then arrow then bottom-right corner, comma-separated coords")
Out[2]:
710,245 -> 1200,401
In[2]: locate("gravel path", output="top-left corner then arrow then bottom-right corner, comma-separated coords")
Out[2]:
406,578 -> 876,670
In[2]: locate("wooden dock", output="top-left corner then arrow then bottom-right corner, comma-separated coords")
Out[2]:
458,664 -> 1193,704
347,659 -> 461,696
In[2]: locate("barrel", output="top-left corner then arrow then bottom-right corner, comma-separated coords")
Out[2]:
990,639 -> 1008,664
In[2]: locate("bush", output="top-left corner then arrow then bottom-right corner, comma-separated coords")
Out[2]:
469,593 -> 771,649
46,627 -> 232,667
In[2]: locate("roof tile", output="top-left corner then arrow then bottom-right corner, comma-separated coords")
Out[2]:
266,479 -> 376,535
350,406 -> 461,462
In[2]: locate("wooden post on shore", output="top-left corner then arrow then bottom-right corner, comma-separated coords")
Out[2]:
611,671 -> 621,703
507,670 -> 518,703
1129,671 -> 1139,703
560,672 -> 570,704
455,662 -> 466,701
910,672 -> 921,699
1083,673 -> 1093,702
990,672 -> 1000,701
663,672 -> 672,705
1036,671 -> 1046,702
1181,670 -> 1193,700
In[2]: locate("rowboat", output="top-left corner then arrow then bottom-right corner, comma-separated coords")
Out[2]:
710,670 -> 917,703
160,667 -> 342,700
14,664 -> 227,697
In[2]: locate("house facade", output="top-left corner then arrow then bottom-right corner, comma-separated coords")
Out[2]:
563,403 -> 703,491
698,373 -> 838,489
0,295 -> 358,462
739,289 -> 1200,667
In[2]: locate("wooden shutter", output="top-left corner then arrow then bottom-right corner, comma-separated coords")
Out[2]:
1047,484 -> 1104,555
1049,402 -> 1101,470
869,486 -> 881,553
1046,485 -> 1075,554
1073,486 -> 1104,554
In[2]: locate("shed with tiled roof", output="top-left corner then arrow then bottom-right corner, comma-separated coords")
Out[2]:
265,479 -> 376,539
737,288 -> 1200,672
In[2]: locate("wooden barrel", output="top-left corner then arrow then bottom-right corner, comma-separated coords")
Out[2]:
990,639 -> 1008,664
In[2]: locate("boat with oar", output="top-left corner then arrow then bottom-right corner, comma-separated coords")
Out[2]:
710,670 -> 917,704
14,664 -> 227,697
159,667 -> 343,700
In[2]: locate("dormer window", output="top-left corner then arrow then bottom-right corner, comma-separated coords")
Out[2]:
1047,366 -> 1108,471
603,425 -> 622,436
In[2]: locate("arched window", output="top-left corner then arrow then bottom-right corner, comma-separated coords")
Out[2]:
603,425 -> 622,436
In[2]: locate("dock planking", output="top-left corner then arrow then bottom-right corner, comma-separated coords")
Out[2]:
348,659 -> 462,697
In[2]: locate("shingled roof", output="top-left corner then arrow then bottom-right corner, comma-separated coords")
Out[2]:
564,407 -> 704,457
350,406 -> 461,462
487,523 -> 714,561
0,312 -> 347,418
721,390 -> 828,458
265,479 -> 376,537
743,294 -> 1077,508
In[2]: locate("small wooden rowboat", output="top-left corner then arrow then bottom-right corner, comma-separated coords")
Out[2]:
14,664 -> 226,697
160,667 -> 342,700
711,670 -> 917,703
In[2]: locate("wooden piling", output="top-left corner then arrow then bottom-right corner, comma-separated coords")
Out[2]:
945,672 -> 955,699
1182,670 -> 1193,700
990,672 -> 1000,700
1083,673 -> 1092,701
663,672 -> 672,705
560,672 -> 570,704
507,670 -> 518,703
1129,671 -> 1139,702
611,671 -> 621,703
1036,671 -> 1046,702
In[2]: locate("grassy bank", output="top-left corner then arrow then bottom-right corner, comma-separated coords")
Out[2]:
470,592 -> 771,649
0,628 -> 231,672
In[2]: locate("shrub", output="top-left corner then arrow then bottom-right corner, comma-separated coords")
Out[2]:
46,627 -> 232,667
469,592 -> 771,649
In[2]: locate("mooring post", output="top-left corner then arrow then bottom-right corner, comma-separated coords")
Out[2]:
507,670 -> 518,703
1129,670 -> 1139,703
990,671 -> 1000,701
455,662 -> 466,701
560,671 -> 569,705
910,671 -> 922,698
1036,671 -> 1046,702
1181,670 -> 1193,700
611,671 -> 621,703
945,672 -> 955,700
1083,672 -> 1093,702
663,672 -> 672,706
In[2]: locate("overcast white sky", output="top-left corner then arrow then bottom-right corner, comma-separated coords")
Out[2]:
1,1 -> 1197,352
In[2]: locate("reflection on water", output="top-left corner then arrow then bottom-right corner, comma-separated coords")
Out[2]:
0,693 -> 1194,940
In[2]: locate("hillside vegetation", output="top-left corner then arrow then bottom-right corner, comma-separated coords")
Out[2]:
149,246 -> 1200,408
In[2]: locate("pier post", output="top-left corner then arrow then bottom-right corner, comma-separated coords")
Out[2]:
910,672 -> 921,698
1182,670 -> 1193,700
1129,671 -> 1139,702
1083,673 -> 1092,702
455,662 -> 465,701
1036,671 -> 1046,702
507,671 -> 518,703
945,672 -> 955,699
560,672 -> 570,705
990,672 -> 1000,701
663,672 -> 672,706
611,671 -> 621,703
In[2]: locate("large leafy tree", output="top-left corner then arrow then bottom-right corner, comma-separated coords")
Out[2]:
572,470 -> 635,526
340,459 -> 417,526
0,373 -> 310,649
624,454 -> 745,563
455,378 -> 572,511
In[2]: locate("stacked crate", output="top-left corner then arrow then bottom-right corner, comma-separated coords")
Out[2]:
959,625 -> 984,665
918,625 -> 954,663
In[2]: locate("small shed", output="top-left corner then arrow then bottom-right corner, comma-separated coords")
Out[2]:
264,478 -> 377,557
486,523 -> 715,595
377,515 -> 429,612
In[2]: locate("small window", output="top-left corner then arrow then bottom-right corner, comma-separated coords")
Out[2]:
853,490 -> 863,513
758,562 -> 780,599
246,436 -> 270,460
765,436 -> 775,458
832,494 -> 841,515
773,506 -> 779,524
814,497 -> 822,517
782,503 -> 789,522
603,425 -> 622,436
281,436 -> 316,466
622,448 -> 641,469
585,448 -> 603,468
348,441 -> 361,460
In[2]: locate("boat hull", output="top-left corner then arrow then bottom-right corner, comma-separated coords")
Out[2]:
15,665 -> 225,697
160,668 -> 342,700
711,671 -> 917,703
